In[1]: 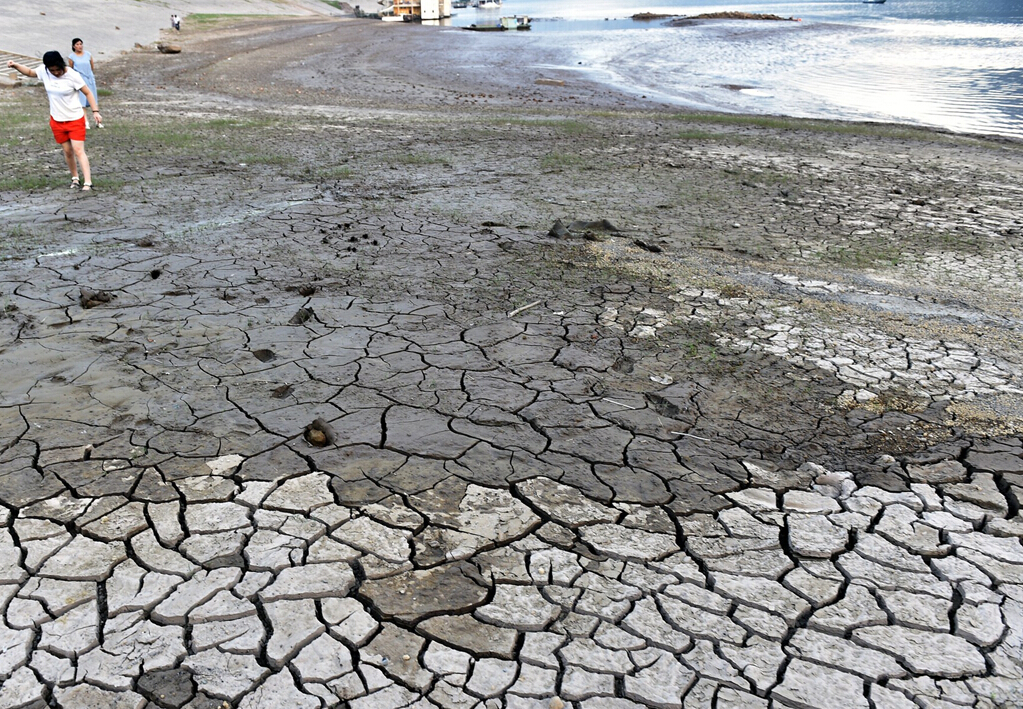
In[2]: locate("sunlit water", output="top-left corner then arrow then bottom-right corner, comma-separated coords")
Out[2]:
446,0 -> 1023,138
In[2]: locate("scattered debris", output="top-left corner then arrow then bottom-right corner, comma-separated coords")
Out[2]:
548,218 -> 622,240
670,430 -> 713,441
548,219 -> 571,239
271,384 -> 293,399
634,239 -> 663,253
304,418 -> 335,446
157,43 -> 182,54
567,219 -> 620,233
601,398 -> 638,410
79,288 -> 113,309
507,300 -> 541,318
289,307 -> 314,325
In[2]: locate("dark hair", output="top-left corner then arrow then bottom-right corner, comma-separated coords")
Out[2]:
42,51 -> 66,69
72,38 -> 83,47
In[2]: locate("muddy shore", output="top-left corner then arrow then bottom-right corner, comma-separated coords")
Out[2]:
1,13 -> 1022,709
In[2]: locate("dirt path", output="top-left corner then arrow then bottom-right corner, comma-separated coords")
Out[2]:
0,15 -> 1021,709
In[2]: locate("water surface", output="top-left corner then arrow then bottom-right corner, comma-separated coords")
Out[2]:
449,0 -> 1023,138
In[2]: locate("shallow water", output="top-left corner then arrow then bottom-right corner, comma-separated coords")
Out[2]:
448,0 -> 1023,138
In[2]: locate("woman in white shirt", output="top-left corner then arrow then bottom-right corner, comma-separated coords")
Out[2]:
8,50 -> 103,191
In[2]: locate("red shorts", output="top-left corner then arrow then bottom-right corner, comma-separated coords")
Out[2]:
50,116 -> 86,144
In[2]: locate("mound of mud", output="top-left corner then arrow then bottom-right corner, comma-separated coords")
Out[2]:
672,11 -> 800,23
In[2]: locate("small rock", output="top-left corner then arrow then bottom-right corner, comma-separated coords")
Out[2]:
304,418 -> 334,447
634,239 -> 663,253
289,307 -> 314,325
548,219 -> 571,239
271,384 -> 293,399
79,288 -> 113,308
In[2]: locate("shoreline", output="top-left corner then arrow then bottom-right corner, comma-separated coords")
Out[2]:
4,1 -> 1019,142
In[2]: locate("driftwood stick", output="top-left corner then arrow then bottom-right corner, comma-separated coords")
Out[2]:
670,431 -> 712,441
507,300 -> 542,317
601,398 -> 638,410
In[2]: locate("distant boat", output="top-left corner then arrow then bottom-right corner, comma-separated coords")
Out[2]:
500,14 -> 531,29
862,0 -> 886,4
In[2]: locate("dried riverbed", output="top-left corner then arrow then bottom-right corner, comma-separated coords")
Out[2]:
0,15 -> 1022,709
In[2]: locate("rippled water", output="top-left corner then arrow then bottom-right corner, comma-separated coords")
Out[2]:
449,0 -> 1023,138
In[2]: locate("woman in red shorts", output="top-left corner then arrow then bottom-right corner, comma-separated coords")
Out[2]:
8,51 -> 103,192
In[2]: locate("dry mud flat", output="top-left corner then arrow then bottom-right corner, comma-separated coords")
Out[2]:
1,15 -> 1022,709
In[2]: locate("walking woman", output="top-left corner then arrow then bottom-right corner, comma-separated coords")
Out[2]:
68,38 -> 102,128
8,51 -> 102,192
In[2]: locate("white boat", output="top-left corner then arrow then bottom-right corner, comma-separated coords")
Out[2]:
500,14 -> 530,29
475,0 -> 502,8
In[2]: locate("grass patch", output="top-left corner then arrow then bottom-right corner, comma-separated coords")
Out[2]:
0,108 -> 40,131
665,111 -> 953,141
540,152 -> 588,171
0,223 -> 50,259
208,117 -> 275,129
97,88 -> 113,97
93,176 -> 128,191
310,165 -> 353,180
509,118 -> 592,135
104,119 -> 259,154
825,243 -> 904,268
187,13 -> 277,25
243,153 -> 295,166
0,174 -> 65,192
675,130 -> 723,140
391,152 -> 451,166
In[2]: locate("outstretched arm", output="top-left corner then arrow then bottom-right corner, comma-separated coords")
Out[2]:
80,86 -> 102,123
7,61 -> 38,78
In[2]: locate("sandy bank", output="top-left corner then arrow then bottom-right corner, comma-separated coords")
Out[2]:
0,0 -> 331,60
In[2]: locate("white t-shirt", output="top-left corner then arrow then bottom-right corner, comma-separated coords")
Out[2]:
36,66 -> 87,122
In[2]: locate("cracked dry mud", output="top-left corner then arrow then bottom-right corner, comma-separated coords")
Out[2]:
1,14 -> 1023,709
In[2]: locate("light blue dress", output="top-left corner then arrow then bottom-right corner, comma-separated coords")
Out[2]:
68,50 -> 97,108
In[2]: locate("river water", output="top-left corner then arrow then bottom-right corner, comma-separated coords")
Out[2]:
447,0 -> 1023,139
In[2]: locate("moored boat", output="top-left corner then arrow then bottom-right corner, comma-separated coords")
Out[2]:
500,14 -> 531,29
